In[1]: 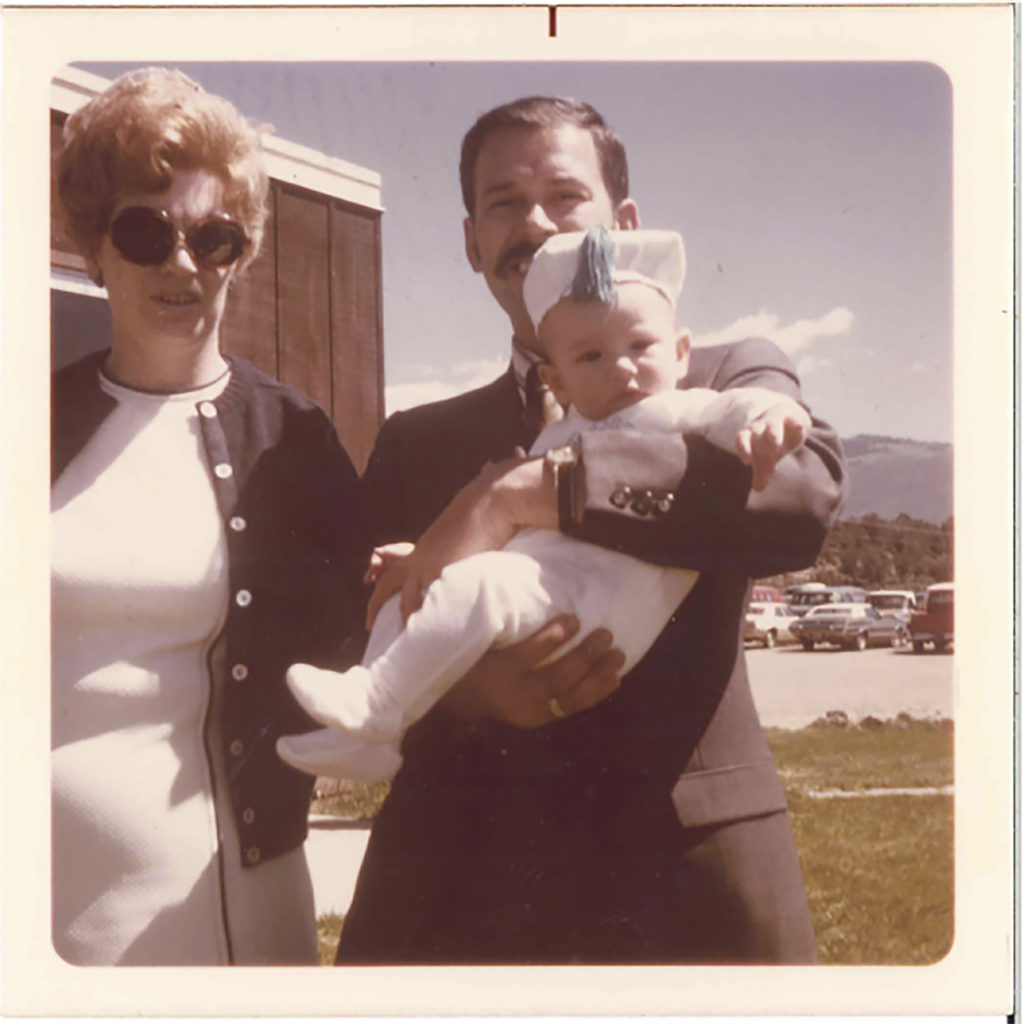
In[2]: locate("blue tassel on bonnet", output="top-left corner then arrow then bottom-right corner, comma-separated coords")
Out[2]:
570,224 -> 616,304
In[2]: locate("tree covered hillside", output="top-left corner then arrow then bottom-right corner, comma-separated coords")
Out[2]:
764,514 -> 953,593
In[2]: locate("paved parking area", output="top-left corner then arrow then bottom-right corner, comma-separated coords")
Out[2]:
746,644 -> 953,728
305,820 -> 370,919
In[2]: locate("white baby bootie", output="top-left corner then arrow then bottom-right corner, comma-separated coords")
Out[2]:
276,727 -> 402,784
286,663 -> 402,740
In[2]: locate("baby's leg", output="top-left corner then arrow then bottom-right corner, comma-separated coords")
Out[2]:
286,550 -> 559,741
276,726 -> 403,784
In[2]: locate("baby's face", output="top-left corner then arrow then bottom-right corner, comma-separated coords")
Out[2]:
538,282 -> 687,420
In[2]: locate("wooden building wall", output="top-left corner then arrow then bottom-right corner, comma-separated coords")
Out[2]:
50,112 -> 384,473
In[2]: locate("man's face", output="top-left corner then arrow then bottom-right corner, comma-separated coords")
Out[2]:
464,124 -> 638,348
537,283 -> 689,421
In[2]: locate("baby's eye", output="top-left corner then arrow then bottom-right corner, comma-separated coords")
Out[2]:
578,350 -> 602,364
631,339 -> 653,353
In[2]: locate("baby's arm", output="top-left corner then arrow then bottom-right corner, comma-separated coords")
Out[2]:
682,386 -> 811,491
365,542 -> 415,627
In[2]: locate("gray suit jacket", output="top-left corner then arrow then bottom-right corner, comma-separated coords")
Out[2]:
338,338 -> 845,964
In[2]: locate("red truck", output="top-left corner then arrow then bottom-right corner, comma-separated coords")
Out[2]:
909,582 -> 954,653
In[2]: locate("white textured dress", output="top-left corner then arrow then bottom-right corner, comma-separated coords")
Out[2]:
51,371 -> 317,966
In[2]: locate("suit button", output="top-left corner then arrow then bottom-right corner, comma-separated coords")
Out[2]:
199,402 -> 218,418
214,463 -> 233,479
242,808 -> 256,825
610,486 -> 632,509
630,491 -> 653,516
229,739 -> 244,757
231,663 -> 249,681
229,516 -> 247,532
245,847 -> 261,865
235,589 -> 252,607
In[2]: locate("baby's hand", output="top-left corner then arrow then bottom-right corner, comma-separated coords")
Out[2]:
364,542 -> 416,585
732,394 -> 810,491
365,543 -> 415,627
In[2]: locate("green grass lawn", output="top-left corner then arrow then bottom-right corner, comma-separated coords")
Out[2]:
315,718 -> 953,965
767,718 -> 954,965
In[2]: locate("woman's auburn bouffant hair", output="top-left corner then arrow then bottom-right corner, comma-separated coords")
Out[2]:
58,67 -> 270,271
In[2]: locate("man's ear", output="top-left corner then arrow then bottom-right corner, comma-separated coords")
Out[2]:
463,217 -> 483,273
538,361 -> 570,406
675,329 -> 692,377
613,199 -> 640,231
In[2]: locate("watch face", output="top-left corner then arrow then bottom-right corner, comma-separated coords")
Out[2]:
547,445 -> 578,467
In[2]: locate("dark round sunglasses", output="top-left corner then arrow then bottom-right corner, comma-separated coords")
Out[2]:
109,206 -> 248,270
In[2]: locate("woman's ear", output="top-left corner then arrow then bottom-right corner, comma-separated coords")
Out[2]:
538,361 -> 570,406
85,258 -> 105,289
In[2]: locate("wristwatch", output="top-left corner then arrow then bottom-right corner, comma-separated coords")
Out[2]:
544,442 -> 582,533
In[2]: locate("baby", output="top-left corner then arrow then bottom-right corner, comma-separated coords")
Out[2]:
277,227 -> 808,783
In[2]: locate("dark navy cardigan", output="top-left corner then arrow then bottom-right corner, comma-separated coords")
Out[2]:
52,351 -> 372,868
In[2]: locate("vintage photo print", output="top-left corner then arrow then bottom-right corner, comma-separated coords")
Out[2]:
2,4 -> 1015,1018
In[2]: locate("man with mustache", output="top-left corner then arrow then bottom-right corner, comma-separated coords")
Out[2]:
336,96 -> 845,964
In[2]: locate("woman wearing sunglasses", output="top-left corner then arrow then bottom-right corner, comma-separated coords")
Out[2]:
50,67 -> 371,965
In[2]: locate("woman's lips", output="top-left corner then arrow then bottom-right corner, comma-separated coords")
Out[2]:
153,292 -> 200,307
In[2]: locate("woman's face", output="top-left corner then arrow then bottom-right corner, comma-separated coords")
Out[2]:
91,169 -> 239,356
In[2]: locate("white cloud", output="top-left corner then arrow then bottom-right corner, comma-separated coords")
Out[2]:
693,307 -> 855,358
385,355 -> 508,414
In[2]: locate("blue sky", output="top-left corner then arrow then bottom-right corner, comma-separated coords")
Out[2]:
81,60 -> 953,442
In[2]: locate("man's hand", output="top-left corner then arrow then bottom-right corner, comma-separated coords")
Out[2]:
733,397 -> 810,491
440,615 -> 625,727
399,455 -> 556,621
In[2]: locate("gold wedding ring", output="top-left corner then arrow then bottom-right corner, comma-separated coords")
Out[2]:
548,696 -> 567,720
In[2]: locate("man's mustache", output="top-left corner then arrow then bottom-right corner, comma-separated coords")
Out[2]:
495,241 -> 541,278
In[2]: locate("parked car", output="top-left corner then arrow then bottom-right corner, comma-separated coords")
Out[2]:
867,589 -> 919,623
744,602 -> 798,648
750,584 -> 783,604
789,602 -> 909,651
787,584 -> 869,617
909,582 -> 954,652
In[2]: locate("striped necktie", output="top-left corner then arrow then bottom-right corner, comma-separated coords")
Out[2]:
523,363 -> 564,446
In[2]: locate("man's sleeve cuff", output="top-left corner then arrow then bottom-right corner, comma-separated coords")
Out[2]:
572,429 -> 689,527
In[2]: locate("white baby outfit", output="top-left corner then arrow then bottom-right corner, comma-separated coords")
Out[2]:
278,385 -> 777,783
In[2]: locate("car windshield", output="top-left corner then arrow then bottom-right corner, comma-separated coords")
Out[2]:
792,592 -> 831,606
748,604 -> 765,614
928,591 -> 953,606
807,606 -> 859,618
870,595 -> 907,610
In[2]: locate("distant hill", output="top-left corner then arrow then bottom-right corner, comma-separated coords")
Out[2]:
839,434 -> 952,522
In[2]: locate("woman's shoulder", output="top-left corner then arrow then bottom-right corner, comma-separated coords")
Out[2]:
223,356 -> 323,413
52,349 -> 108,391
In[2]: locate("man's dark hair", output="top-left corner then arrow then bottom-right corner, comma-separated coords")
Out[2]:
459,96 -> 629,216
